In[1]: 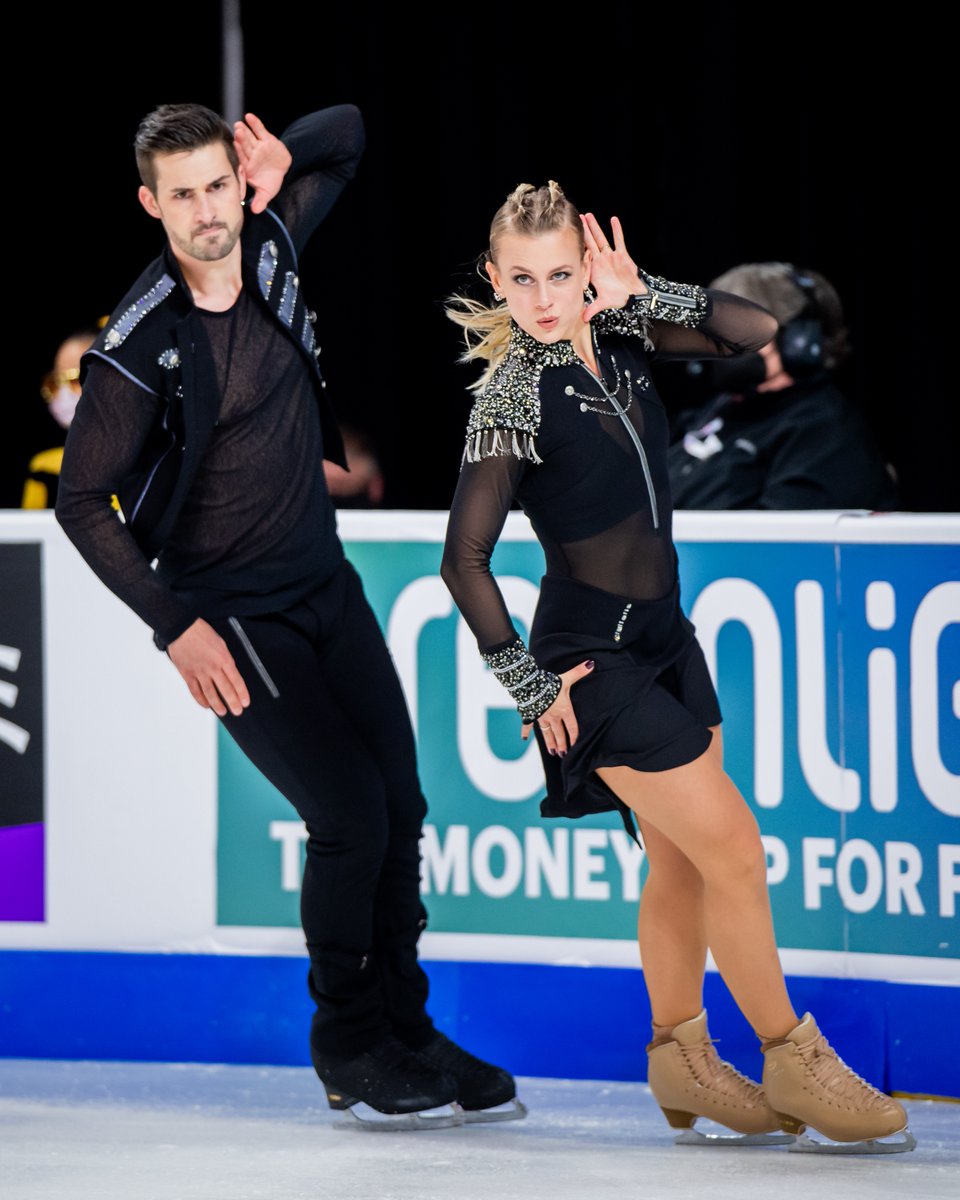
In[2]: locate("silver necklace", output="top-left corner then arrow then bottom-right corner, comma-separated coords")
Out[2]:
563,328 -> 648,414
564,353 -> 634,414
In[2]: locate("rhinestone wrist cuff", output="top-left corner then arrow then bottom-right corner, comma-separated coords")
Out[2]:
593,270 -> 708,339
634,269 -> 708,328
481,636 -> 561,723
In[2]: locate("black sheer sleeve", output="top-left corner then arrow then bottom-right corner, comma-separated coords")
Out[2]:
273,105 -> 365,257
593,271 -> 778,362
441,451 -> 525,652
55,359 -> 195,645
441,448 -> 562,721
649,289 -> 779,361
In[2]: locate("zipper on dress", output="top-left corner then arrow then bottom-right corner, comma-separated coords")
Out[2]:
648,287 -> 699,310
228,617 -> 280,698
603,387 -> 660,531
579,337 -> 660,530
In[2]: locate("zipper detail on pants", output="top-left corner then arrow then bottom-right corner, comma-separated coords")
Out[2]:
228,617 -> 280,698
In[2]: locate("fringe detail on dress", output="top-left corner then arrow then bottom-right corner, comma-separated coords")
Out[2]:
461,427 -> 543,467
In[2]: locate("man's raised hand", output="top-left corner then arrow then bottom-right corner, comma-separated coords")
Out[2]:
233,112 -> 292,214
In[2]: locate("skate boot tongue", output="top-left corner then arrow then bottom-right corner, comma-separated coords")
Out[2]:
784,1012 -> 819,1047
670,1010 -> 709,1046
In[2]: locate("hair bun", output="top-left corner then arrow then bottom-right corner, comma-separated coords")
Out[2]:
508,182 -> 535,212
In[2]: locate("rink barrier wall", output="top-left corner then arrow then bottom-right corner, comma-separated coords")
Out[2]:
1,511 -> 958,1094
0,950 -> 957,1099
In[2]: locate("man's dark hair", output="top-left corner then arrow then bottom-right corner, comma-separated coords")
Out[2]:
135,103 -> 239,194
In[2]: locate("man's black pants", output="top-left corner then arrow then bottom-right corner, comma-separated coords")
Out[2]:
211,558 -> 435,1057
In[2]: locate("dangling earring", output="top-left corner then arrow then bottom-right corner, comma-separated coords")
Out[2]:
493,290 -> 504,302
583,286 -> 595,305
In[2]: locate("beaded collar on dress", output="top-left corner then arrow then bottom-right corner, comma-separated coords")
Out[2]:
462,319 -> 589,465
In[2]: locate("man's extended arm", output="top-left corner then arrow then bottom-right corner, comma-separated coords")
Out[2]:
267,104 -> 365,257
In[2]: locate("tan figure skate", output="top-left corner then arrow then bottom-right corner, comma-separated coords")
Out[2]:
762,1012 -> 916,1154
647,1010 -> 793,1147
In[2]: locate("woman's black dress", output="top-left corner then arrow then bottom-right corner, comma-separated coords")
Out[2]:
441,281 -> 778,828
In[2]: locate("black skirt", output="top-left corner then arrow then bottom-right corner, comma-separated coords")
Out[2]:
528,573 -> 722,828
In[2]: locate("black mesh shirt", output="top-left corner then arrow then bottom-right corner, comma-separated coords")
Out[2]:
73,292 -> 341,638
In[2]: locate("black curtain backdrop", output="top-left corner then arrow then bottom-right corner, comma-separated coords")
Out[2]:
9,5 -> 949,511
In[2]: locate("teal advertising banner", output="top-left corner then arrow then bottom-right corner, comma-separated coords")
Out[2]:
217,527 -> 959,970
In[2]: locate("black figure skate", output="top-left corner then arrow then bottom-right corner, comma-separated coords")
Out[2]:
311,1033 -> 463,1130
404,1030 -> 527,1123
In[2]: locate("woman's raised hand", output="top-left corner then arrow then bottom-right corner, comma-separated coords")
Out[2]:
521,659 -> 595,756
580,213 -> 646,322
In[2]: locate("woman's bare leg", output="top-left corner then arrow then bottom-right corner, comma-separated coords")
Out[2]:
637,819 -> 707,1028
634,728 -> 717,1029
598,735 -> 798,1039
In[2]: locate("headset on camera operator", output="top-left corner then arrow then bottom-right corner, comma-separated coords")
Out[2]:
667,263 -> 898,511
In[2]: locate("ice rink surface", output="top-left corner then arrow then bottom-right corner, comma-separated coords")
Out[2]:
1,1060 -> 957,1200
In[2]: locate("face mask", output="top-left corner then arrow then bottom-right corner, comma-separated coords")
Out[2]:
48,385 -> 81,429
705,353 -> 767,394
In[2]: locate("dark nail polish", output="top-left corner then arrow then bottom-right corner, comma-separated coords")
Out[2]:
548,748 -> 557,756
586,660 -> 595,669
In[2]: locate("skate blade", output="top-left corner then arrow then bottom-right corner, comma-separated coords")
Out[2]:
335,1100 -> 465,1132
674,1127 -> 795,1148
462,1098 -> 529,1124
788,1129 -> 917,1155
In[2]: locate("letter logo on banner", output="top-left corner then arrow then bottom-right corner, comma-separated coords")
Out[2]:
0,543 -> 45,922
691,578 -> 783,808
866,581 -> 898,813
457,577 -> 542,801
910,582 -> 960,817
215,532 -> 959,968
796,580 -> 860,813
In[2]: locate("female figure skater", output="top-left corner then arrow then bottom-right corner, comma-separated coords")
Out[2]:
440,182 -> 914,1153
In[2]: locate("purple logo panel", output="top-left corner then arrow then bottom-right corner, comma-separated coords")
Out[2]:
0,542 -> 45,921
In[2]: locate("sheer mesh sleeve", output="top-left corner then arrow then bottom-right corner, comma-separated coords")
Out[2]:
594,278 -> 778,361
55,359 -> 195,645
649,288 -> 779,361
273,105 -> 365,257
440,447 -> 527,652
441,446 -> 561,721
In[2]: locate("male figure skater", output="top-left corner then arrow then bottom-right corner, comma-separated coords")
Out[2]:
56,101 -> 521,1127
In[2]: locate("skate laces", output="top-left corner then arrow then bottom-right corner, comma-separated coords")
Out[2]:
680,1037 -> 762,1100
796,1032 -> 890,1111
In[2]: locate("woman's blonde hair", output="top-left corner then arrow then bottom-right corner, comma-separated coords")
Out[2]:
446,181 -> 583,392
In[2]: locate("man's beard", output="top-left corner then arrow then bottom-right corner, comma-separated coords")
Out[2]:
172,219 -> 242,263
